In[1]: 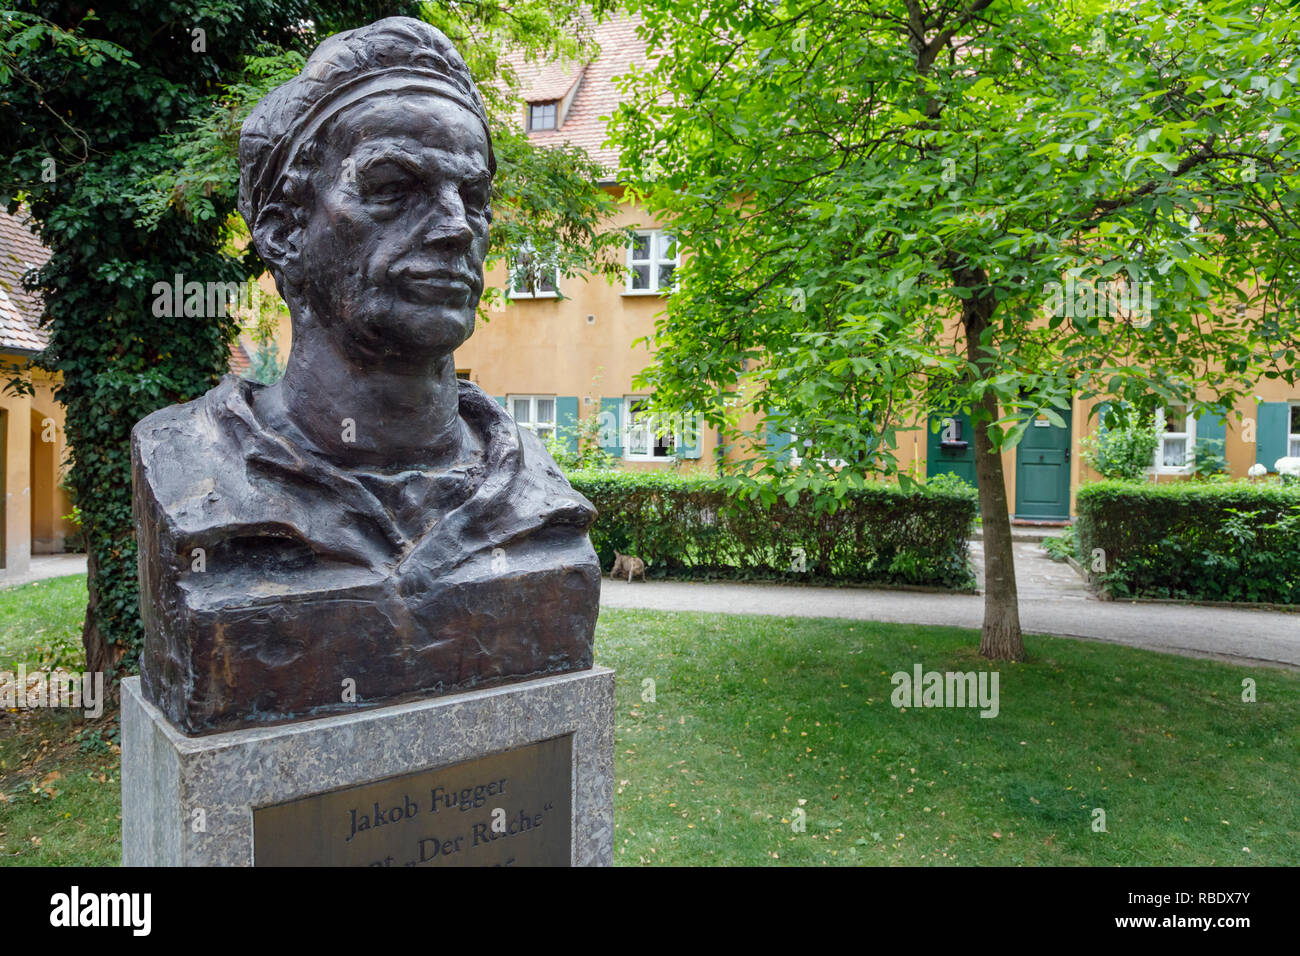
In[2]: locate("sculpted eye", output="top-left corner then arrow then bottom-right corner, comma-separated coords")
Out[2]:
460,177 -> 490,214
365,177 -> 411,201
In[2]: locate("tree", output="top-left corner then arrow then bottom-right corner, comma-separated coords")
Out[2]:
2,0 -> 624,674
608,0 -> 1300,659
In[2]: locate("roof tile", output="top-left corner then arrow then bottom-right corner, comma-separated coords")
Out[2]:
506,13 -> 651,175
0,207 -> 51,354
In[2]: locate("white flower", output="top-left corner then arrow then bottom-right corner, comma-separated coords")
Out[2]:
1273,457 -> 1300,477
1248,463 -> 1267,478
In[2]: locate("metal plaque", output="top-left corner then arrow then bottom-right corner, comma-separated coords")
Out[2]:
253,735 -> 573,866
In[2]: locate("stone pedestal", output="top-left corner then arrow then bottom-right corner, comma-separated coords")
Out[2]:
121,667 -> 614,866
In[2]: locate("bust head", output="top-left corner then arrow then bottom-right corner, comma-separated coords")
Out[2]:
238,17 -> 495,367
134,18 -> 600,738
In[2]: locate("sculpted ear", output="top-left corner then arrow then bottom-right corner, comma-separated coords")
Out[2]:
251,201 -> 305,288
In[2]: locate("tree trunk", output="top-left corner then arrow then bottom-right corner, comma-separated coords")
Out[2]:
955,262 -> 1026,661
971,388 -> 1025,661
80,546 -> 124,677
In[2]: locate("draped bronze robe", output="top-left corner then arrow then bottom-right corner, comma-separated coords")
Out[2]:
132,376 -> 600,735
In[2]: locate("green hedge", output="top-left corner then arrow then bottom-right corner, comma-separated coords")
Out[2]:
1076,479 -> 1300,604
569,470 -> 978,589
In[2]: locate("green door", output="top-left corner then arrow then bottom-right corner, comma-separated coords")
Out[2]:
1015,408 -> 1072,519
926,412 -> 977,487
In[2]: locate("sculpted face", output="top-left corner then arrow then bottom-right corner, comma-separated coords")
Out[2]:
297,92 -> 491,362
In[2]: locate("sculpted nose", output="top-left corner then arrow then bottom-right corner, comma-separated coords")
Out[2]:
420,185 -> 473,252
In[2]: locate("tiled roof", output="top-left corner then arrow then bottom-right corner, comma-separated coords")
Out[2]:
506,13 -> 651,175
521,62 -> 585,103
0,207 -> 51,354
229,339 -> 252,375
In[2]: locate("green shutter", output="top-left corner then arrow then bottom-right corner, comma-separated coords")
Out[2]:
1196,412 -> 1227,445
764,419 -> 792,462
1195,409 -> 1228,475
925,411 -> 977,486
1257,402 -> 1289,471
556,396 -> 579,453
493,395 -> 506,408
599,397 -> 623,458
677,413 -> 703,459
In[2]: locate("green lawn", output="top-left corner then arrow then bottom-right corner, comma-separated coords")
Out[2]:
2,574 -> 1297,865
0,575 -> 119,865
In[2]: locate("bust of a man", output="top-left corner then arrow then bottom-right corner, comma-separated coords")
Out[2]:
132,17 -> 600,736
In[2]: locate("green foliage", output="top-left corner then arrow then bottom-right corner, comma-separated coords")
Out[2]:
924,471 -> 976,497
1076,480 -> 1300,603
246,338 -> 285,385
546,414 -> 619,473
76,719 -> 120,757
570,470 -> 977,589
610,0 -> 1300,464
1079,410 -> 1160,481
1191,437 -> 1229,478
1,2 -> 421,669
241,278 -> 288,384
607,0 -> 1300,640
1041,524 -> 1079,563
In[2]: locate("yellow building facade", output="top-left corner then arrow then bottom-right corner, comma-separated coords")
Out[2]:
0,209 -> 76,578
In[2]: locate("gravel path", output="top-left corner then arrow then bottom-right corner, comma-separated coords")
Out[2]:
600,544 -> 1300,670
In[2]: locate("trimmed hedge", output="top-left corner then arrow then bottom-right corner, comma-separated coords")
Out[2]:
569,470 -> 978,590
1076,479 -> 1300,604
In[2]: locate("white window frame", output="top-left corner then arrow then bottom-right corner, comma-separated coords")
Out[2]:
508,394 -> 557,443
1289,402 -> 1300,459
1151,404 -> 1195,474
507,241 -> 560,299
622,396 -> 679,461
624,229 -> 678,295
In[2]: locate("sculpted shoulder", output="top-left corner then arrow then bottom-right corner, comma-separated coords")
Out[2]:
131,376 -> 261,539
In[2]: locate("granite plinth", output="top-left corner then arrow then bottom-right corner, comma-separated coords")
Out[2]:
121,666 -> 613,866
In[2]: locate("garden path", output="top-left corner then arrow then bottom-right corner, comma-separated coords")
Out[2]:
600,544 -> 1300,670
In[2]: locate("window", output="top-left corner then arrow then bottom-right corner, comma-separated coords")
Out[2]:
509,395 -> 556,443
508,242 -> 559,298
1290,404 -> 1300,458
1153,404 -> 1195,473
527,101 -> 557,131
455,369 -> 471,381
623,397 -> 677,460
626,229 -> 678,294
788,432 -> 848,468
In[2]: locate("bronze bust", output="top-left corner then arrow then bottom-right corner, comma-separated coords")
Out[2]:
132,17 -> 600,735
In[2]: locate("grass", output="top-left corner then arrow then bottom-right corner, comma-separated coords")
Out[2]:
0,574 -> 87,672
0,575 -> 119,865
597,609 -> 1299,865
2,574 -> 1297,865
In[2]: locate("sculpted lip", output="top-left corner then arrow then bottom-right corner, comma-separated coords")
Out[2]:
391,266 -> 478,302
